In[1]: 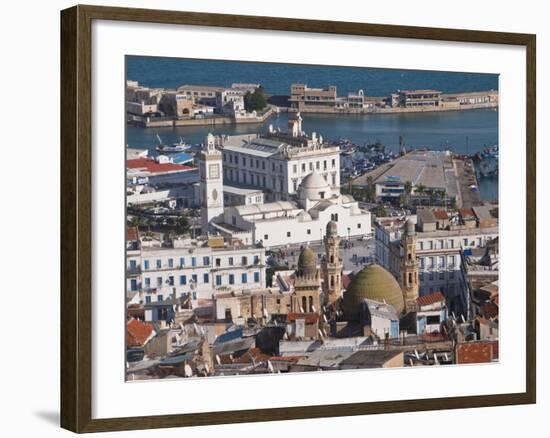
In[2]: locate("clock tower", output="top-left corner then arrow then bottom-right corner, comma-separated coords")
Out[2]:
199,133 -> 224,234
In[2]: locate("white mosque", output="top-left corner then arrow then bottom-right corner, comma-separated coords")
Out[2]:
198,129 -> 372,248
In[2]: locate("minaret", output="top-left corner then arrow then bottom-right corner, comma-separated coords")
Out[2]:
323,221 -> 343,305
199,133 -> 224,234
400,217 -> 419,312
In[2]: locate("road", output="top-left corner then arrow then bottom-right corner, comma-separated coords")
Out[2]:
269,238 -> 376,273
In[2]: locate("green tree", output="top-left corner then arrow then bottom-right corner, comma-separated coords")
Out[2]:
175,216 -> 190,235
244,88 -> 267,112
372,205 -> 388,218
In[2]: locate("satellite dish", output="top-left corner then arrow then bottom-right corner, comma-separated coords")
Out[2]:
184,364 -> 193,378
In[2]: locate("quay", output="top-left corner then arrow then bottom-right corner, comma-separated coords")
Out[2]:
288,84 -> 498,115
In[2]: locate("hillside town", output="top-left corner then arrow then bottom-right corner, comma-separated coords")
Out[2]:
126,80 -> 499,380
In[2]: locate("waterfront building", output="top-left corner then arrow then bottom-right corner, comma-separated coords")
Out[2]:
126,156 -> 198,186
220,113 -> 341,201
391,89 -> 442,108
374,214 -> 498,317
126,80 -> 163,115
290,83 -> 339,111
222,185 -> 264,207
126,233 -> 266,303
176,84 -> 223,106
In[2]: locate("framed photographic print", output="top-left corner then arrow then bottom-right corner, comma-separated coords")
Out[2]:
60,4 -> 536,433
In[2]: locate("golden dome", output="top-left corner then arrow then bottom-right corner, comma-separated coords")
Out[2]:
342,264 -> 404,318
297,246 -> 317,277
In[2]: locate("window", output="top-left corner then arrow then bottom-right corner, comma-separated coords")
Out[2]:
309,162 -> 313,171
264,234 -> 268,240
449,239 -> 454,248
129,259 -> 137,269
357,223 -> 361,229
241,256 -> 248,266
449,255 -> 455,267
428,257 -> 434,268
229,274 -> 235,285
156,277 -> 162,287
307,229 -> 311,235
216,275 -> 222,286
156,259 -> 161,269
215,258 -> 221,267
203,256 -> 210,266
241,273 -> 248,284
143,259 -> 149,270
427,241 -> 433,250
420,258 -> 425,269
427,315 -> 440,325
191,257 -> 197,267
419,272 -> 424,281
168,276 -> 174,286
130,279 -> 137,291
316,161 -> 320,170
228,257 -> 234,266
323,160 -> 327,170
144,277 -> 151,288
191,274 -> 198,283
158,294 -> 163,302
439,271 -> 445,280
439,240 -> 445,249
253,255 -> 260,265
429,272 -> 434,281
168,258 -> 173,268
463,238 -> 468,247
302,163 -> 306,172
203,273 -> 209,284
439,256 -> 445,267
254,272 -> 260,282
449,271 -> 455,279
287,231 -> 291,237
179,257 -> 185,267
293,164 -> 297,174
179,275 -> 187,285
332,158 -> 336,168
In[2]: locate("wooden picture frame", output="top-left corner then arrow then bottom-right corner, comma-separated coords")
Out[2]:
60,4 -> 536,433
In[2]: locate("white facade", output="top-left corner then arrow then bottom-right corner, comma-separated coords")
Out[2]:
126,242 -> 266,303
220,119 -> 340,202
218,172 -> 371,248
375,216 -> 498,315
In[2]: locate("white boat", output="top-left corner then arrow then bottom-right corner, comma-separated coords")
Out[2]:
155,134 -> 190,153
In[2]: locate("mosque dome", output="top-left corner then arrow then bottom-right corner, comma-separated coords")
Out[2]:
299,171 -> 331,201
326,220 -> 338,237
297,246 -> 318,277
342,264 -> 405,318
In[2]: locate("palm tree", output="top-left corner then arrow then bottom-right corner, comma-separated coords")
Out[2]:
404,181 -> 413,206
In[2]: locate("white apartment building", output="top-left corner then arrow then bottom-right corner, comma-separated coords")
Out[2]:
126,240 -> 266,304
220,113 -> 340,202
374,216 -> 498,315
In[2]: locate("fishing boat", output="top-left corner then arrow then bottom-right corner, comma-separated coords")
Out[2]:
155,134 -> 190,153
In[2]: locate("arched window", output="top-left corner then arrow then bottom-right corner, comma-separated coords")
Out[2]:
302,296 -> 307,313
309,296 -> 314,312
408,272 -> 413,284
330,275 -> 335,287
330,255 -> 334,263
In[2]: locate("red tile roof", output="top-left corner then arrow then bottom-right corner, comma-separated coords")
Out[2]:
432,210 -> 449,220
127,226 -> 139,242
456,341 -> 494,364
417,291 -> 445,307
481,302 -> 499,319
126,319 -> 154,347
288,312 -> 319,324
126,157 -> 193,174
459,208 -> 475,219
